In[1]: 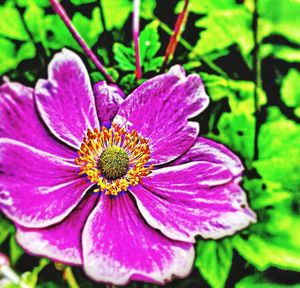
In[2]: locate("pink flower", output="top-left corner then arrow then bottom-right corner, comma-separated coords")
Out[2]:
0,49 -> 255,285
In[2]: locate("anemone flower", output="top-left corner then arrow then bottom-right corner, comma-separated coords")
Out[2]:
0,49 -> 255,285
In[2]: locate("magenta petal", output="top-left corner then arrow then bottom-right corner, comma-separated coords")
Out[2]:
35,49 -> 99,149
82,194 -> 194,285
93,81 -> 125,125
113,65 -> 209,165
0,139 -> 91,228
16,194 -> 98,265
130,162 -> 255,242
172,137 -> 244,178
0,81 -> 75,159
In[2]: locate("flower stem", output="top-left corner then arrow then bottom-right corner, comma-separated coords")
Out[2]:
253,0 -> 261,160
50,0 -> 114,83
133,0 -> 142,80
98,0 -> 107,33
63,267 -> 80,288
162,0 -> 189,69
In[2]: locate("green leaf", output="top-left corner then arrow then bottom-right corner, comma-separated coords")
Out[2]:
139,21 -> 162,72
259,0 -> 300,44
72,8 -> 103,47
23,1 -> 46,43
261,44 -> 300,63
179,0 -> 253,58
195,238 -> 233,288
17,42 -> 36,62
70,0 -> 97,4
113,42 -> 136,71
0,38 -> 17,74
208,112 -> 255,162
0,2 -> 29,41
243,178 -> 292,210
102,0 -> 132,30
254,108 -> 300,193
101,0 -> 156,30
201,73 -> 267,108
236,274 -> 300,288
281,69 -> 300,108
140,0 -> 156,20
16,0 -> 49,7
0,214 -> 14,245
9,235 -> 24,266
140,21 -> 160,61
0,38 -> 36,75
113,21 -> 162,73
44,14 -> 79,51
233,204 -> 300,272
44,8 -> 103,51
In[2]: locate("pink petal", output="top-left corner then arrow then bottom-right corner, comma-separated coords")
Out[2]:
172,137 -> 244,178
113,65 -> 209,165
35,49 -> 99,149
93,81 -> 125,125
82,193 -> 194,285
0,139 -> 91,228
130,162 -> 255,242
0,81 -> 75,159
16,194 -> 98,265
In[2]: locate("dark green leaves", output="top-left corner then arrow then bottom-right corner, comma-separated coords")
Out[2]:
114,21 -> 163,74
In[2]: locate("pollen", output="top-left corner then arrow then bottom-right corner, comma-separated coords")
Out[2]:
75,124 -> 153,196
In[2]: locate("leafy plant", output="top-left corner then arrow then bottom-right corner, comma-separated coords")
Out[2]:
0,0 -> 299,287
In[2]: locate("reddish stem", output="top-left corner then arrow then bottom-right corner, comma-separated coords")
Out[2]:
133,0 -> 142,80
50,0 -> 114,83
163,0 -> 189,67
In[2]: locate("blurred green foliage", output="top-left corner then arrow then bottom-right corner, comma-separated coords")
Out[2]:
0,0 -> 299,287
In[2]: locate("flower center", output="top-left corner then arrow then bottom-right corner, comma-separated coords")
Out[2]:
75,124 -> 153,196
98,146 -> 129,180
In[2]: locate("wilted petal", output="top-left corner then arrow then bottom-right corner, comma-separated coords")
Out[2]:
114,65 -> 209,165
130,162 -> 255,242
35,49 -> 99,149
16,194 -> 98,265
172,137 -> 244,178
82,193 -> 194,285
93,81 -> 125,125
0,81 -> 75,159
0,139 -> 91,228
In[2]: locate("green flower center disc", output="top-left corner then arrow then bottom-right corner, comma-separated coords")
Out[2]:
98,146 -> 129,180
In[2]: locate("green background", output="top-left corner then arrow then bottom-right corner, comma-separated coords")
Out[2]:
0,0 -> 299,287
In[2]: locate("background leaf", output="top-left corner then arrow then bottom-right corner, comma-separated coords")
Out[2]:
195,239 -> 233,288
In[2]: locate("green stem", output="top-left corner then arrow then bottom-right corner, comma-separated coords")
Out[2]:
159,20 -> 227,76
98,0 -> 107,33
253,0 -> 261,161
63,267 -> 80,288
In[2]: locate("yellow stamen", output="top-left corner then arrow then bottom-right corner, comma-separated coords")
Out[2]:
75,124 -> 153,196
